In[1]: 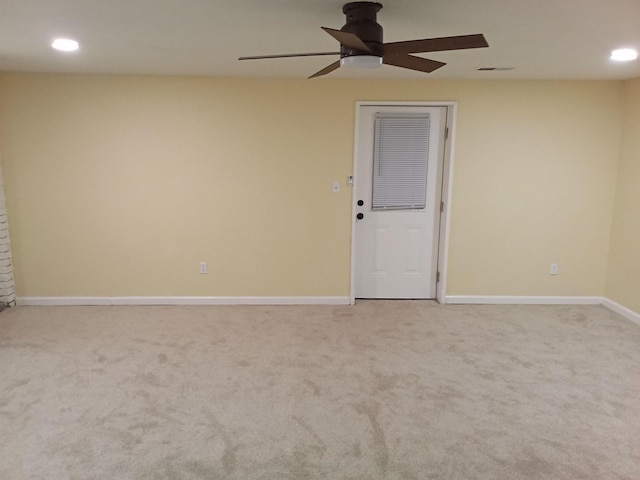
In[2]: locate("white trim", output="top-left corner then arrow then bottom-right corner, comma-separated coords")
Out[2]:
353,102 -> 458,107
444,295 -> 603,305
16,296 -> 351,306
602,298 -> 640,326
350,101 -> 457,305
435,104 -> 456,304
13,295 -> 640,326
444,295 -> 640,326
349,104 -> 363,305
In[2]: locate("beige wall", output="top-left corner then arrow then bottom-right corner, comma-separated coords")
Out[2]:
606,78 -> 640,312
446,82 -> 621,296
0,74 -> 623,298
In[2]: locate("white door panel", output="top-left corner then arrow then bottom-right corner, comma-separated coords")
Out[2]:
354,106 -> 446,299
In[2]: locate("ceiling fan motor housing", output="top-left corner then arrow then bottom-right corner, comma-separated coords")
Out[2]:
341,2 -> 383,58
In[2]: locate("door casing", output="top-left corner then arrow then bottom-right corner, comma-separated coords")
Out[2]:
349,101 -> 457,305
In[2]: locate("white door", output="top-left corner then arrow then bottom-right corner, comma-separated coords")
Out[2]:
354,105 -> 446,299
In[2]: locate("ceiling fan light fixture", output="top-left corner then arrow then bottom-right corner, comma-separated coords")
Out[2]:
610,48 -> 638,62
340,55 -> 382,69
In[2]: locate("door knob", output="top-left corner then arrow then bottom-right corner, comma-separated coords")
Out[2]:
356,213 -> 364,220
357,200 -> 364,206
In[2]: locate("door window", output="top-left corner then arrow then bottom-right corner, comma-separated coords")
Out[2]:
372,113 -> 431,210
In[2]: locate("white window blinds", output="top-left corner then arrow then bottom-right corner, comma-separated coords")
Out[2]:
372,113 -> 431,210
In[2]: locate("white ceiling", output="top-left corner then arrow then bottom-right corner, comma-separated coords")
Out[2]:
1,0 -> 639,80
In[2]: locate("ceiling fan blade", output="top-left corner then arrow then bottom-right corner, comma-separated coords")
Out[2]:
382,54 -> 446,73
239,52 -> 339,60
308,60 -> 341,79
321,27 -> 370,52
383,34 -> 488,55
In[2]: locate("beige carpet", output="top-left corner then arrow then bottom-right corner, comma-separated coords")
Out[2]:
1,301 -> 639,479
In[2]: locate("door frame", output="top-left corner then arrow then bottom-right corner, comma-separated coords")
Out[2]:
349,101 -> 457,305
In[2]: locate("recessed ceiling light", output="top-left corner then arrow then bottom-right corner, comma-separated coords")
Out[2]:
610,48 -> 638,62
52,38 -> 79,52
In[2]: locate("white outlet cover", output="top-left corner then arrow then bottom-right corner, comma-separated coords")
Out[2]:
332,181 -> 340,193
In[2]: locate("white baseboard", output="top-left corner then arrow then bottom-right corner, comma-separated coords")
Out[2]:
444,295 -> 603,305
15,296 -> 351,306
445,295 -> 640,327
602,298 -> 640,326
13,295 -> 640,326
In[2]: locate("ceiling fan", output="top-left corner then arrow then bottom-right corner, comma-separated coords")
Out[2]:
239,1 -> 489,78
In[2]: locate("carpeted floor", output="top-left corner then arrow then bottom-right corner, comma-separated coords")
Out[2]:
1,301 -> 639,479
